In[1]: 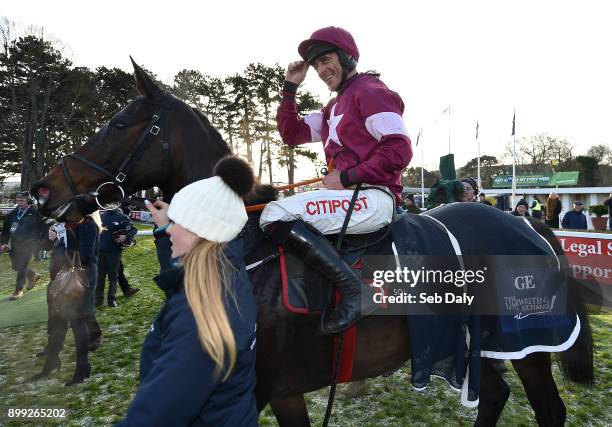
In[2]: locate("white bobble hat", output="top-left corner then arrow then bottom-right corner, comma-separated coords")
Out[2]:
167,157 -> 254,243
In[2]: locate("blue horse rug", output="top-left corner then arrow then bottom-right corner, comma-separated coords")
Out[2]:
391,203 -> 580,407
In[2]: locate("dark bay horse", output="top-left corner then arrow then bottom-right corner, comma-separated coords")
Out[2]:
31,60 -> 593,426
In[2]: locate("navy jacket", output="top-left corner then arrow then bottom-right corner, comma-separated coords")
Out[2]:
1,205 -> 46,249
562,210 -> 587,230
99,209 -> 136,253
117,239 -> 258,427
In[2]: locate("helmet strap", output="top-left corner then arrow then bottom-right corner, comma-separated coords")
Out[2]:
336,49 -> 357,93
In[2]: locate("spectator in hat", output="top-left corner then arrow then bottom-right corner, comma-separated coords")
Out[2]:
459,178 -> 478,202
562,201 -> 587,230
512,199 -> 531,217
403,194 -> 421,214
117,156 -> 257,426
478,193 -> 492,206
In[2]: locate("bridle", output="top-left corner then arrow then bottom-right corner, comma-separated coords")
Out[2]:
57,96 -> 172,213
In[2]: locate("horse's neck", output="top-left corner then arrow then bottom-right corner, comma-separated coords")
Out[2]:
157,108 -> 230,199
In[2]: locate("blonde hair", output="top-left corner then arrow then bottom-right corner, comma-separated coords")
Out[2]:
182,239 -> 237,380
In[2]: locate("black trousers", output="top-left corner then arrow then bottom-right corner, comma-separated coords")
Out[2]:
117,259 -> 131,292
9,247 -> 35,292
96,251 -> 122,304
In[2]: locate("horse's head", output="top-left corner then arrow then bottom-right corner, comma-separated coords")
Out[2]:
32,58 -> 229,222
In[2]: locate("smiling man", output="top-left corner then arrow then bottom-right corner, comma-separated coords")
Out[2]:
260,26 -> 412,335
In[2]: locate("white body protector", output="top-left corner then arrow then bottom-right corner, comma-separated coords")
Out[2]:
260,187 -> 394,235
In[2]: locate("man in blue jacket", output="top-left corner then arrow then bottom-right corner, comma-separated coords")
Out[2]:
96,209 -> 137,307
561,201 -> 587,230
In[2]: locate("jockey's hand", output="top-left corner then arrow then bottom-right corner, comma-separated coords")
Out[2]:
144,199 -> 170,227
285,61 -> 309,85
322,170 -> 345,190
48,229 -> 57,241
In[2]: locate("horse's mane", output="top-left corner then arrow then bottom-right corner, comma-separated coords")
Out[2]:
190,107 -> 277,207
190,107 -> 232,160
244,183 -> 278,207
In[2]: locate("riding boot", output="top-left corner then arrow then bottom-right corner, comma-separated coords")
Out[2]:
265,220 -> 376,335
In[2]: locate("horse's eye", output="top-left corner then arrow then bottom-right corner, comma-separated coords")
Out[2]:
116,122 -> 126,130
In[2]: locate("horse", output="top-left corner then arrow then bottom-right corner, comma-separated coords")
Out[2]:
31,60 -> 593,426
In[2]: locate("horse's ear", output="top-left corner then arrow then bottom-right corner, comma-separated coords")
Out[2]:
130,56 -> 162,99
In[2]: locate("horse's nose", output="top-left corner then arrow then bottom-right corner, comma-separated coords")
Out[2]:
31,184 -> 50,207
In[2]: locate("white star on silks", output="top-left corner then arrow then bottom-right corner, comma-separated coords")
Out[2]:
325,104 -> 344,149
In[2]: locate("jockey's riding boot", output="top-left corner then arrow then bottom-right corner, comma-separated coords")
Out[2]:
265,220 -> 375,335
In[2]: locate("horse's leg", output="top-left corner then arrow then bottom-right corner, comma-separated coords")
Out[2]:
475,358 -> 510,427
269,395 -> 310,427
512,353 -> 566,426
65,317 -> 92,386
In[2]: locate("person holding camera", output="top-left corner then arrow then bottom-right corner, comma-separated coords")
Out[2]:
96,208 -> 137,307
1,191 -> 46,300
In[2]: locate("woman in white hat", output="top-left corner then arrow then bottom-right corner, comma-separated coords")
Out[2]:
117,156 -> 258,426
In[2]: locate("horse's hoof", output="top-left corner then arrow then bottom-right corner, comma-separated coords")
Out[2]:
65,364 -> 91,386
88,337 -> 102,352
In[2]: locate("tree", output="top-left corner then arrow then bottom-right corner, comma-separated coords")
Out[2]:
226,73 -> 258,164
247,63 -> 284,183
575,156 -> 598,187
587,144 -> 612,166
506,133 -> 573,174
458,155 -> 505,188
0,25 -> 72,189
401,167 -> 440,188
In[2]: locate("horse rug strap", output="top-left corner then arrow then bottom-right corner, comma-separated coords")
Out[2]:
259,186 -> 394,235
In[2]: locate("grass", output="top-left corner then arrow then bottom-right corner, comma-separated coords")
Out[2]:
0,236 -> 610,426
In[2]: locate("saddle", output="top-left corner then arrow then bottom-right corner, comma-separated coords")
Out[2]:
243,212 -> 456,315
280,225 -> 394,314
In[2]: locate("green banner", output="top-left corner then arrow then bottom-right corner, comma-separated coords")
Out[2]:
492,172 -> 579,188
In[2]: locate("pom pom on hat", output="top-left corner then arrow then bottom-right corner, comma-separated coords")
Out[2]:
168,156 -> 254,243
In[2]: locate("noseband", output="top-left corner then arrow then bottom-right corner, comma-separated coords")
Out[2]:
58,98 -> 171,212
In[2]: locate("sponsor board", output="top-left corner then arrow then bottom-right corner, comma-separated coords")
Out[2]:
555,231 -> 612,286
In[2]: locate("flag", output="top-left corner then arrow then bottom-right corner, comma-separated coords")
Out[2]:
475,121 -> 479,139
416,128 -> 422,146
435,105 -> 450,123
511,111 -> 515,136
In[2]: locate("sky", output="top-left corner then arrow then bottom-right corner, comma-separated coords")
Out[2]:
3,0 -> 611,179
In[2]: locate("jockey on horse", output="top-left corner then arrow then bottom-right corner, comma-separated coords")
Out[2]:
260,26 -> 413,335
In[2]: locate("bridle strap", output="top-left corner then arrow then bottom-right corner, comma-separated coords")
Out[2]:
59,105 -> 166,202
59,157 -> 80,196
113,108 -> 163,184
65,153 -> 116,180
